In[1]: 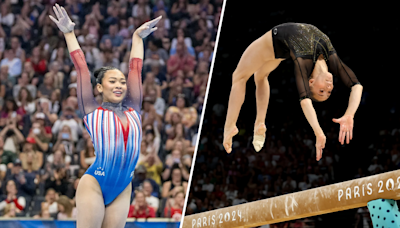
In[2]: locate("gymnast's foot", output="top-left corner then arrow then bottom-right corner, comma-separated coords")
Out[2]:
253,123 -> 266,152
223,126 -> 239,154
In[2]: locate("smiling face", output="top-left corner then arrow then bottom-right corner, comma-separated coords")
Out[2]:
97,69 -> 127,103
309,71 -> 334,102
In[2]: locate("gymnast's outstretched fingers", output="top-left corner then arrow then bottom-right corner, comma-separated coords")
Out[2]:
333,115 -> 354,145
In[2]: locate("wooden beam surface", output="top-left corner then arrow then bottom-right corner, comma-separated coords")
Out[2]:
183,170 -> 400,228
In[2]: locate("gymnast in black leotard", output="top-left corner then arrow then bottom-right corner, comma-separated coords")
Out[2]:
272,23 -> 361,101
223,23 -> 363,161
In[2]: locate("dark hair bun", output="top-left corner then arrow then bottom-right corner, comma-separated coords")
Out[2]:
93,68 -> 103,80
93,66 -> 119,84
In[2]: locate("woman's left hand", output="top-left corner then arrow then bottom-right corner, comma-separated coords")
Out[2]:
332,115 -> 354,145
134,16 -> 162,39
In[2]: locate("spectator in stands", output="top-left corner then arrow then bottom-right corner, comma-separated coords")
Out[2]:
100,24 -> 123,49
16,87 -> 36,115
5,159 -> 35,197
144,39 -> 169,67
0,97 -> 23,129
142,98 -> 163,131
2,203 -> 16,217
27,120 -> 50,152
143,180 -> 159,211
132,0 -> 151,23
26,46 -> 47,76
44,61 -> 64,90
22,62 -> 39,86
170,0 -> 189,21
19,136 -> 43,171
79,139 -> 95,169
164,189 -> 184,221
50,46 -> 72,73
161,166 -> 187,198
13,72 -> 37,100
0,48 -> 21,83
143,123 -> 161,155
10,37 -> 26,64
0,134 -> 17,165
56,195 -> 77,220
165,123 -> 193,154
48,89 -> 61,115
147,87 -> 166,119
0,118 -> 24,154
143,72 -> 161,98
128,190 -> 156,218
139,153 -> 163,187
41,188 -> 58,214
45,167 -> 69,196
0,66 -> 8,108
167,40 -> 196,78
131,165 -> 159,199
165,94 -> 197,130
164,112 -> 182,138
37,73 -> 55,99
47,149 -> 71,170
0,180 -> 26,213
51,106 -> 82,143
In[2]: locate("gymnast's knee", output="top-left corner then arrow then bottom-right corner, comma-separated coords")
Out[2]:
254,73 -> 269,85
232,70 -> 249,85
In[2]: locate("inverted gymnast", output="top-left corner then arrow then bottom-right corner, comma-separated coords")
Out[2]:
223,23 -> 363,161
49,4 -> 161,228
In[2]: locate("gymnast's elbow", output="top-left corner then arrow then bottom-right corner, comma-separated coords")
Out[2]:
351,83 -> 363,91
299,97 -> 312,106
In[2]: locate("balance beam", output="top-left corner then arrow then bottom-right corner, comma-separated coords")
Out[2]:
183,170 -> 400,228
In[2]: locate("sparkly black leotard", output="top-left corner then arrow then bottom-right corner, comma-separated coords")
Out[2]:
271,23 -> 361,101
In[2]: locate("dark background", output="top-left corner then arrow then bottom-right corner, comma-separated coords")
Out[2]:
187,3 -> 400,228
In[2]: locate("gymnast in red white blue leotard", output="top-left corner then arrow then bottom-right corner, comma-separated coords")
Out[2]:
49,3 -> 162,228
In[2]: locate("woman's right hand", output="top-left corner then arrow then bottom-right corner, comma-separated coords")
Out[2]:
49,4 -> 75,34
134,16 -> 162,39
315,133 -> 326,161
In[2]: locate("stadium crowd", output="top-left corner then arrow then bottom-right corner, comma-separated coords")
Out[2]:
0,0 -> 222,221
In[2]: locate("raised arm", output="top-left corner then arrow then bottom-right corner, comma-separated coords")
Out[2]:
49,4 -> 98,115
123,16 -> 162,112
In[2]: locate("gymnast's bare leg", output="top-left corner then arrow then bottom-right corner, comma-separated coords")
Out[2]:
223,30 -> 283,153
253,59 -> 282,151
76,175 -> 131,228
76,175 -> 105,228
101,183 -> 131,228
